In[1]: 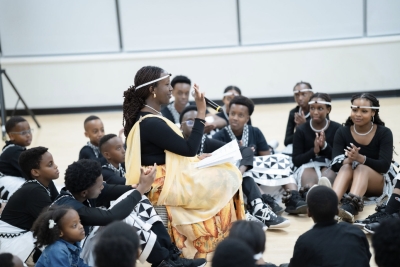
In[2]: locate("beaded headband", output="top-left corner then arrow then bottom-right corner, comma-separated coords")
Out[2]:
350,105 -> 379,110
223,92 -> 239,97
308,100 -> 331,105
135,74 -> 171,90
294,89 -> 313,94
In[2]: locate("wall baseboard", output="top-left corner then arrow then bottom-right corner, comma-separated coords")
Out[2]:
6,89 -> 400,116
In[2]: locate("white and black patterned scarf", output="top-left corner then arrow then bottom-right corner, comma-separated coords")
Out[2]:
102,163 -> 126,178
167,102 -> 190,124
86,142 -> 100,158
225,124 -> 249,147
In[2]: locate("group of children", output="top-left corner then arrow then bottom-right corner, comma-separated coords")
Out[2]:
0,74 -> 398,267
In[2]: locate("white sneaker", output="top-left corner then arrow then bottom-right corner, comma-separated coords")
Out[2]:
318,176 -> 332,188
245,211 -> 268,231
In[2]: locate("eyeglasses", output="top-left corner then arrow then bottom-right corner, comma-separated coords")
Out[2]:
182,120 -> 194,126
9,129 -> 33,136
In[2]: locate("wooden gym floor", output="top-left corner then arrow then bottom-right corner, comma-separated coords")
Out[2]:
3,97 -> 399,266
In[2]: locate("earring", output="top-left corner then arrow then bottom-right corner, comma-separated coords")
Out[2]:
153,93 -> 156,98
372,116 -> 374,122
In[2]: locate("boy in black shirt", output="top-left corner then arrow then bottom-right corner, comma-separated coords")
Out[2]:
288,186 -> 371,267
0,117 -> 32,200
99,134 -> 126,185
79,115 -> 106,164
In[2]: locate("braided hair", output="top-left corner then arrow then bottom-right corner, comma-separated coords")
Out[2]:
122,66 -> 164,137
344,93 -> 384,126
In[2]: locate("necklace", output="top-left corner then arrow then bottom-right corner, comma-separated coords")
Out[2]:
310,118 -> 329,132
226,125 -> 249,147
299,107 -> 310,118
144,105 -> 162,116
353,122 -> 374,136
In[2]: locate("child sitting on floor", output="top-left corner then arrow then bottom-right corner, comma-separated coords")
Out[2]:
99,134 -> 126,185
0,116 -> 32,200
288,186 -> 371,267
79,115 -> 106,164
32,205 -> 89,267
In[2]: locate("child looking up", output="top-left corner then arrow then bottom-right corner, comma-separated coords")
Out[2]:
32,205 -> 89,267
0,147 -> 59,261
79,115 -> 106,164
0,116 -> 32,200
99,134 -> 126,185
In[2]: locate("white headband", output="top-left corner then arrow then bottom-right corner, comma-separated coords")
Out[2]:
135,74 -> 171,90
223,92 -> 239,97
351,105 -> 380,110
294,89 -> 313,94
308,100 -> 331,105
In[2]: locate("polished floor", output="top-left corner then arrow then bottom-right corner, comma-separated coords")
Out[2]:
3,97 -> 399,267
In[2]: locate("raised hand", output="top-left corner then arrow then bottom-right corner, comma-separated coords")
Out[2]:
136,163 -> 157,195
314,133 -> 321,154
192,84 -> 206,117
294,111 -> 307,126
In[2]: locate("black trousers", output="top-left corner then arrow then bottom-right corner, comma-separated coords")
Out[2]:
147,221 -> 172,266
242,176 -> 262,205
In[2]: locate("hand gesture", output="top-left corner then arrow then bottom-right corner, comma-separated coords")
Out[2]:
192,84 -> 206,115
204,122 -> 216,134
344,143 -> 361,162
294,111 -> 307,126
136,163 -> 157,195
317,131 -> 326,148
314,133 -> 321,154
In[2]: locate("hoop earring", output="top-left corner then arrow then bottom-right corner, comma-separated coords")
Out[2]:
372,116 -> 374,122
153,93 -> 156,98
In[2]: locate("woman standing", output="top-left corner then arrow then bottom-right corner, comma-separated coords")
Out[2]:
123,66 -> 244,260
331,93 -> 393,223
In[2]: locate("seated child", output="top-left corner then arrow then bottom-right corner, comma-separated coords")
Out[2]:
0,147 -> 59,261
0,253 -> 24,267
32,205 -> 89,267
94,221 -> 139,267
53,159 -> 206,267
180,105 -> 288,229
372,218 -> 400,267
288,186 -> 371,267
0,116 -> 32,200
79,115 -> 106,164
229,220 -> 277,267
99,134 -> 126,185
212,238 -> 256,267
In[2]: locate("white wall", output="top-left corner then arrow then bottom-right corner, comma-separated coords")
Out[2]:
1,36 -> 399,109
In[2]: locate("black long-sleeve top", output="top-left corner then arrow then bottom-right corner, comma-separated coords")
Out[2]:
331,125 -> 393,173
53,184 -> 139,235
1,181 -> 59,230
292,120 -> 341,168
284,106 -> 311,146
0,141 -> 26,178
101,163 -> 126,185
136,111 -> 205,166
79,146 -> 107,165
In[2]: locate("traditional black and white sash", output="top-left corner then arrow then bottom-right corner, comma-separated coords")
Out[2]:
86,142 -> 100,158
102,163 -> 126,178
198,135 -> 207,155
225,125 -> 249,147
167,102 -> 190,124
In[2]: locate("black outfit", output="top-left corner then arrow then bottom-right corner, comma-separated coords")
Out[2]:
331,125 -> 393,173
136,111 -> 205,165
292,120 -> 341,168
288,220 -> 371,267
284,106 -> 311,146
53,185 -> 172,265
78,145 -> 107,165
201,137 -> 260,204
0,141 -> 26,177
212,125 -> 269,156
161,101 -> 209,124
1,181 -> 59,230
101,163 -> 126,185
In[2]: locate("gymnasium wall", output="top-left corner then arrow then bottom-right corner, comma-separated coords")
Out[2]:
0,0 -> 399,110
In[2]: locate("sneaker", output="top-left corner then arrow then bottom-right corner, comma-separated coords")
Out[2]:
261,194 -> 284,215
283,190 -> 307,215
318,177 -> 332,188
364,212 -> 400,234
251,198 -> 290,229
338,200 -> 357,223
354,210 -> 388,228
245,210 -> 268,231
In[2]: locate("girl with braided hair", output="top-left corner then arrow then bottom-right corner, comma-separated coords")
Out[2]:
123,66 -> 244,262
331,93 -> 395,223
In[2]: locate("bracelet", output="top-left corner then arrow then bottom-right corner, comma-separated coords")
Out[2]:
362,155 -> 367,164
321,141 -> 327,150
